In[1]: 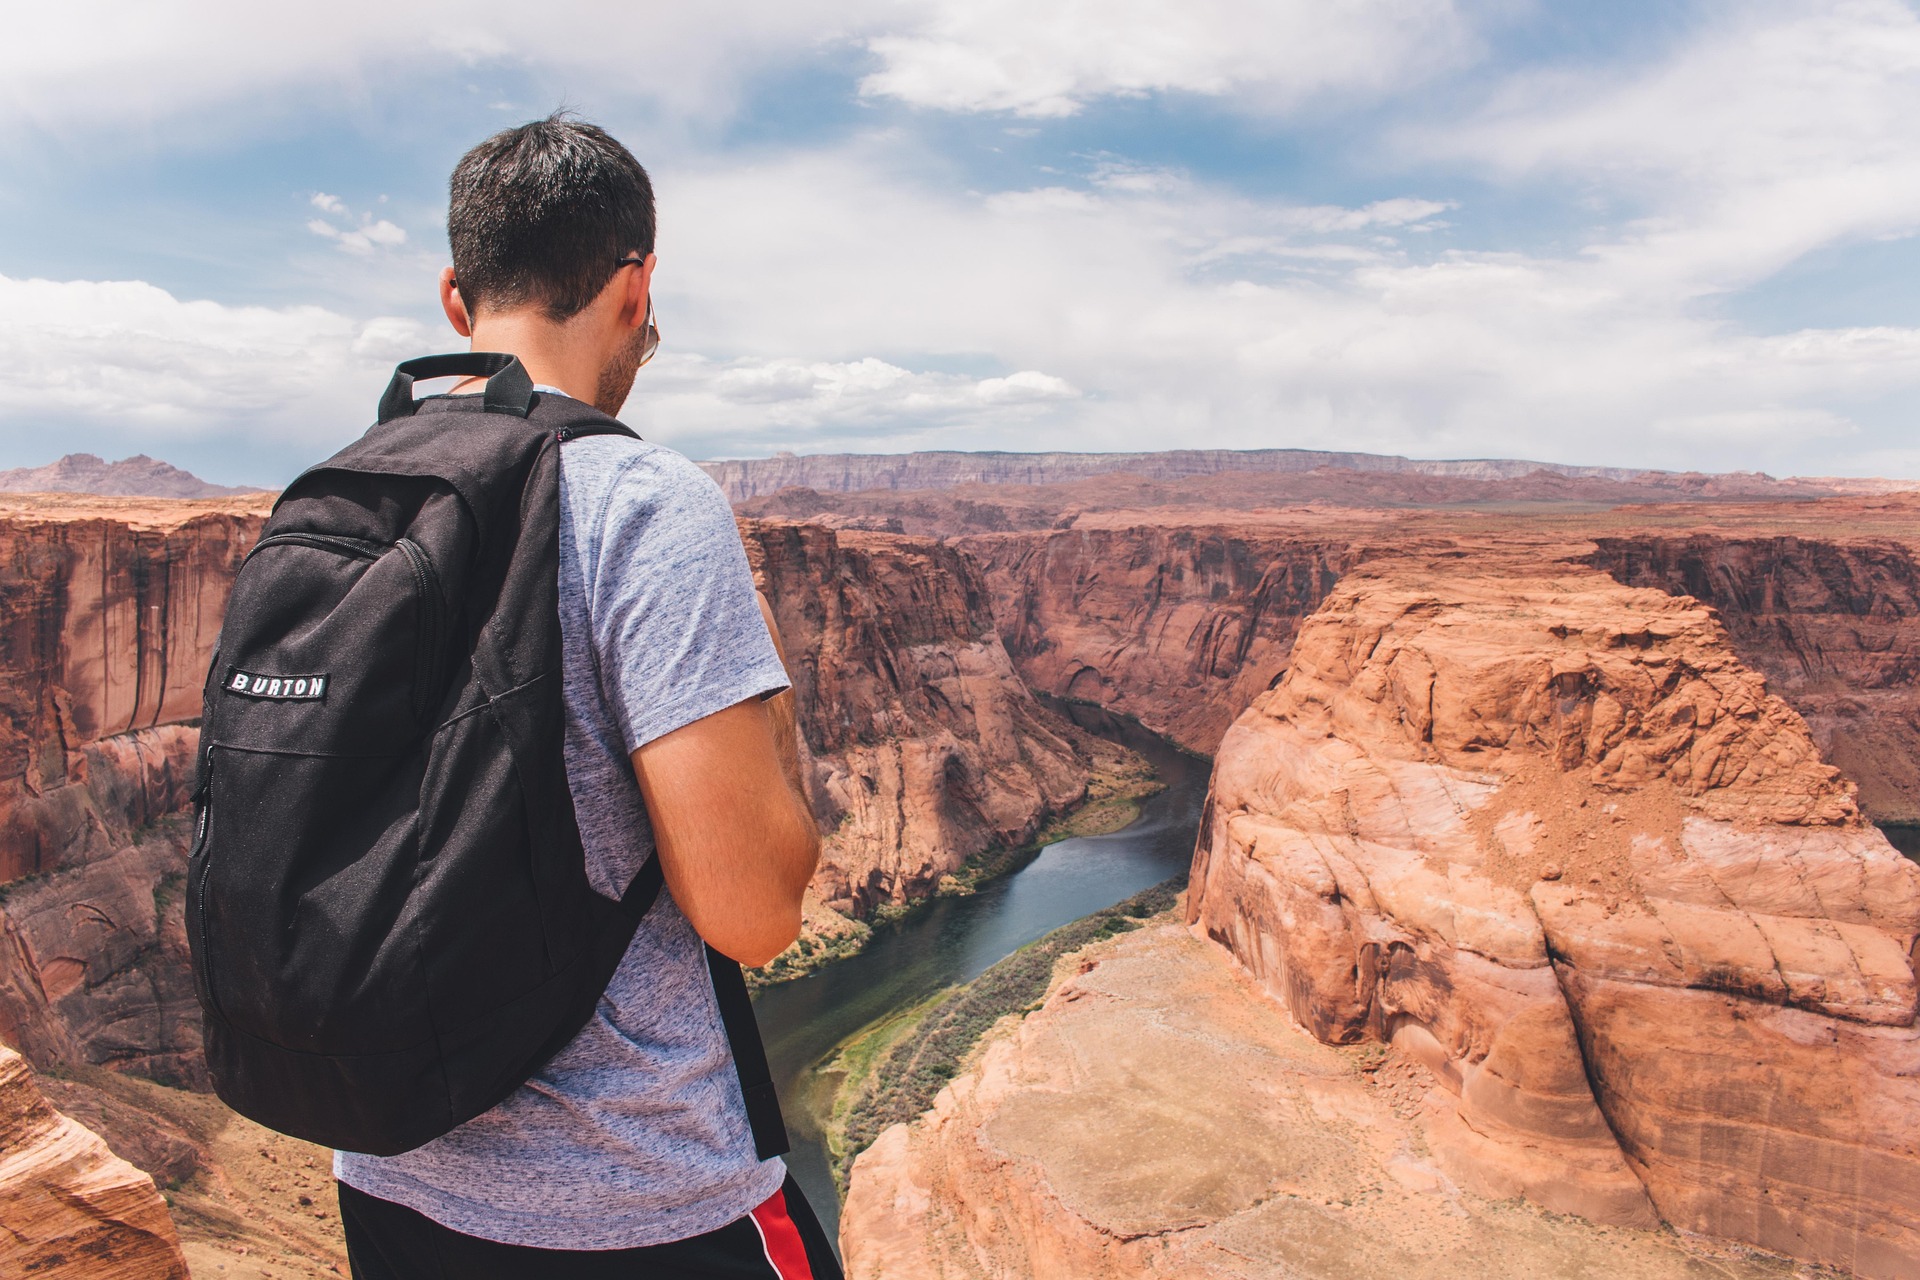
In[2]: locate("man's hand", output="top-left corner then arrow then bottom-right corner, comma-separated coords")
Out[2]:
628,593 -> 819,967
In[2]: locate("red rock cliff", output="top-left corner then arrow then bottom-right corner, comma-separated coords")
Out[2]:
0,499 -> 266,1083
742,520 -> 1091,916
0,500 -> 266,880
1189,544 -> 1920,1276
1589,533 -> 1920,823
959,524 -> 1347,757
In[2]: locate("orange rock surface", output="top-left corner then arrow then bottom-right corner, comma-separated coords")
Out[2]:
0,1042 -> 188,1279
0,496 -> 269,881
1188,545 -> 1920,1276
0,497 -> 267,1083
743,520 -> 1091,915
960,524 -> 1348,755
956,503 -> 1920,828
842,922 -> 1822,1280
1588,532 -> 1920,822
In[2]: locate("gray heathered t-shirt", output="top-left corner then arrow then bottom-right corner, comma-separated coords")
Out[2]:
334,426 -> 792,1249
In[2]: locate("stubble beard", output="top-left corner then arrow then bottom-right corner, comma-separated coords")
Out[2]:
593,325 -> 649,417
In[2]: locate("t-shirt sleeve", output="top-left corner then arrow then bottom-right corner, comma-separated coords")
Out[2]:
587,451 -> 790,753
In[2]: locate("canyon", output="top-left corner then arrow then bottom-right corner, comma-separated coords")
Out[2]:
740,519 -> 1108,953
0,459 -> 1917,1277
843,525 -> 1920,1278
0,495 -> 270,1085
0,498 -> 1104,1079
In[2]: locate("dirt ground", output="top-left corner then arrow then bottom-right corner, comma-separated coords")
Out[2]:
39,1067 -> 347,1278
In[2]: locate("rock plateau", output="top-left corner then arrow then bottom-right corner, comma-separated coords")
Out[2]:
704,447 -> 1910,504
1185,546 -> 1920,1276
0,453 -> 259,500
842,922 -> 1824,1280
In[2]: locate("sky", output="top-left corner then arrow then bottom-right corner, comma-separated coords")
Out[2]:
5,0 -> 1920,487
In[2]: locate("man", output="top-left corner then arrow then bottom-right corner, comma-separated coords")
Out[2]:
331,114 -> 841,1280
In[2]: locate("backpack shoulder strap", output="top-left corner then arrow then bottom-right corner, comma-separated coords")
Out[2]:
704,944 -> 790,1160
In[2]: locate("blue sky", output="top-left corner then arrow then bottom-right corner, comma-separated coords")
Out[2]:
5,0 -> 1919,486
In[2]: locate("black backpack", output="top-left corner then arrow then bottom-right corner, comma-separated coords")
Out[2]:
187,353 -> 787,1159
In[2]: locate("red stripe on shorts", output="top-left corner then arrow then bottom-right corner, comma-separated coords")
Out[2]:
748,1187 -> 815,1280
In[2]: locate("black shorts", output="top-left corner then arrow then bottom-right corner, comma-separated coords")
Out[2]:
336,1176 -> 844,1280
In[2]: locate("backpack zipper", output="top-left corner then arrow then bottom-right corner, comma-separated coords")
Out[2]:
394,537 -> 445,717
191,757 -> 220,1015
245,531 -> 386,564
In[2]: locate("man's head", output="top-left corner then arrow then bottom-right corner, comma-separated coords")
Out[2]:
440,114 -> 658,415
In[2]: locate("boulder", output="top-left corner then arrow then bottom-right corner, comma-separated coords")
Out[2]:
0,1042 -> 188,1279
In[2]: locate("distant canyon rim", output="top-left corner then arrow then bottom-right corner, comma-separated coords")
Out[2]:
1,446 -> 1918,1278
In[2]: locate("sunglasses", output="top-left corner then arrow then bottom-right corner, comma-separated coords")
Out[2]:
614,255 -> 661,368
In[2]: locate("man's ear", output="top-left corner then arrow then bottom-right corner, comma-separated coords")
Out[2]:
622,253 -> 656,329
439,267 -> 473,338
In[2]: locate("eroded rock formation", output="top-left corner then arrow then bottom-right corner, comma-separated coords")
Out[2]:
842,921 -> 1809,1280
0,503 -> 264,881
1187,547 -> 1920,1276
1590,533 -> 1920,823
0,501 -> 266,1081
0,1042 -> 189,1279
743,520 -> 1092,915
0,454 -> 257,499
959,524 -> 1347,756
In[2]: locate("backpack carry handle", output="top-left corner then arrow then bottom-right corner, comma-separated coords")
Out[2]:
379,353 -> 535,422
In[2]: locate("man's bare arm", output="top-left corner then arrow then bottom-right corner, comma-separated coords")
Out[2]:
628,594 -> 819,967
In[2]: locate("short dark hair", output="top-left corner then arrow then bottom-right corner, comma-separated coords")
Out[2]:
447,113 -> 655,322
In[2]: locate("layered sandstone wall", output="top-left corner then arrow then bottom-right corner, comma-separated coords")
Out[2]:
0,507 -> 264,881
1187,548 -> 1920,1277
742,520 -> 1091,915
0,504 -> 264,1081
0,1043 -> 189,1279
958,526 -> 1347,757
1589,533 -> 1920,822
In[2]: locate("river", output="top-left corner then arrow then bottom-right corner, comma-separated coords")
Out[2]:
751,702 -> 1211,1245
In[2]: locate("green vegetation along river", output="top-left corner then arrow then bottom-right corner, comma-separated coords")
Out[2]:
751,701 -> 1210,1246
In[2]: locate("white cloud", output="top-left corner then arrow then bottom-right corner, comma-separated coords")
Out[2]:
675,355 -> 1075,420
8,1 -> 1920,483
307,216 -> 409,255
1431,0 -> 1920,295
305,194 -> 409,255
0,273 -> 426,443
0,1 -> 898,134
0,0 -> 1479,138
1287,199 -> 1455,234
858,0 -> 1475,117
622,131 -> 1920,473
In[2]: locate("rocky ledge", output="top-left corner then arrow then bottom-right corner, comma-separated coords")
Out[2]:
1187,546 -> 1920,1276
0,1042 -> 188,1278
842,921 -> 1827,1279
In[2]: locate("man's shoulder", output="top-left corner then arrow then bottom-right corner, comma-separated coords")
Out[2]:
560,435 -> 728,520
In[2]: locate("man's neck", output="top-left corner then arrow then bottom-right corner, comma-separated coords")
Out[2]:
456,312 -> 604,404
